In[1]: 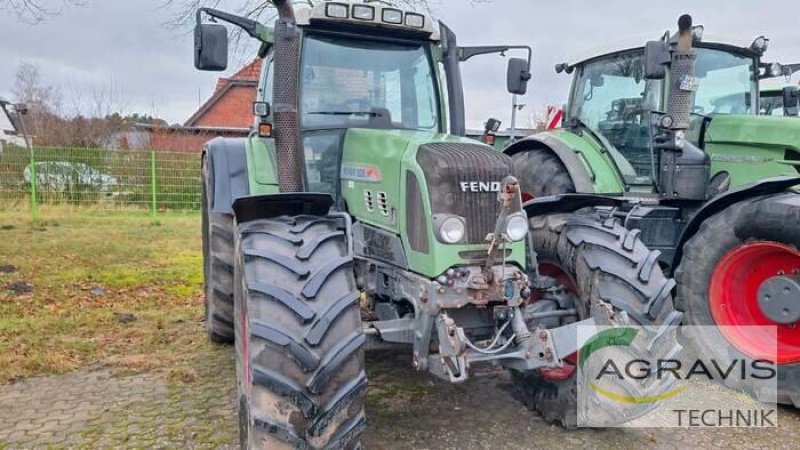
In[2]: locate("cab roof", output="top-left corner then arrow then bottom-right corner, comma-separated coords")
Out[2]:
566,33 -> 760,68
295,1 -> 439,41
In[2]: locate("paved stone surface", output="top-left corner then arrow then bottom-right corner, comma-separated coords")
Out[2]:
2,349 -> 800,449
0,349 -> 238,449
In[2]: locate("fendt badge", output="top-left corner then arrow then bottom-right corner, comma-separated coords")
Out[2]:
460,181 -> 502,193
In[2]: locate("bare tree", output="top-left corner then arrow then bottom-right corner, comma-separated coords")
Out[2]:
0,0 -> 85,24
12,62 -> 143,147
12,62 -> 64,145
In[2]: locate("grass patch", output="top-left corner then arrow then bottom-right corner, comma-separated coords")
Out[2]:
0,206 -> 209,382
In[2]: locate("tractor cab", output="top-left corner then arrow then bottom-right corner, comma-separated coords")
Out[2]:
196,2 -> 531,199
556,30 -> 800,189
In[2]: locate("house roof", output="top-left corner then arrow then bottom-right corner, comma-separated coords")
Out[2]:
184,59 -> 262,127
136,123 -> 250,134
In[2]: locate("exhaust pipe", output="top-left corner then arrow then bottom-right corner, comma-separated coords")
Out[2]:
666,14 -> 696,131
273,0 -> 295,20
271,0 -> 304,192
657,14 -> 710,201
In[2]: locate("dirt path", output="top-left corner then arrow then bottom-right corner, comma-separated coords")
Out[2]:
1,349 -> 799,449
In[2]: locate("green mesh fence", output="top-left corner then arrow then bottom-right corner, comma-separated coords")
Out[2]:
0,146 -> 201,219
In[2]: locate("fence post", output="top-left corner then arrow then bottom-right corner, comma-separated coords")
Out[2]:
150,150 -> 157,223
29,145 -> 38,223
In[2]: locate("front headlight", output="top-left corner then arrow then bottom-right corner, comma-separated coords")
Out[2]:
438,216 -> 466,244
505,213 -> 528,242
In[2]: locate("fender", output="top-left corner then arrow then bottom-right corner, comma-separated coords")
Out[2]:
523,193 -> 624,218
503,134 -> 596,193
232,193 -> 334,224
204,137 -> 250,215
671,176 -> 800,271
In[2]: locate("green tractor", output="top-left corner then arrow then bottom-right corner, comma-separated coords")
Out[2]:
196,1 -> 680,446
506,16 -> 800,405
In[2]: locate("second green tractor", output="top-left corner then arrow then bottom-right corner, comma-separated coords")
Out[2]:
506,15 -> 800,406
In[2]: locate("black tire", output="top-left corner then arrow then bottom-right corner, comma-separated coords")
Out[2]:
234,216 -> 366,449
675,193 -> 800,406
512,212 -> 681,428
202,156 -> 235,343
511,149 -> 576,198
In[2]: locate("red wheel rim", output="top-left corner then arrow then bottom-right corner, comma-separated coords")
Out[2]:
534,262 -> 579,381
709,241 -> 800,364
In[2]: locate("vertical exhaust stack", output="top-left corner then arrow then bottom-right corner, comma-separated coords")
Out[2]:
655,14 -> 710,201
667,14 -> 697,131
272,0 -> 304,193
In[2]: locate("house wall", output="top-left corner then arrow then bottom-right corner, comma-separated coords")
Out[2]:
0,107 -> 26,148
192,84 -> 257,129
146,128 -> 248,153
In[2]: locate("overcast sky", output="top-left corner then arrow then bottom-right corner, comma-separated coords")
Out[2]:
1,0 -> 798,128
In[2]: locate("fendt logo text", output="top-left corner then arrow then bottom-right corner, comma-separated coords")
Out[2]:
459,181 -> 501,193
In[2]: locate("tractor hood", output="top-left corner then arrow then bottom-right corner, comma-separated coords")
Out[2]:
705,115 -> 800,150
340,127 -> 525,277
703,114 -> 800,186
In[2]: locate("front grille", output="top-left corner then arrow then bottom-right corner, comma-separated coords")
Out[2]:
459,249 -> 511,263
416,143 -> 512,244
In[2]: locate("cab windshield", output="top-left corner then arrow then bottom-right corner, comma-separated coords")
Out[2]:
693,48 -> 757,116
300,34 -> 441,132
568,47 -> 758,183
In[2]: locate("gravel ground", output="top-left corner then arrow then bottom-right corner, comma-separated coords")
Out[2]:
1,347 -> 798,449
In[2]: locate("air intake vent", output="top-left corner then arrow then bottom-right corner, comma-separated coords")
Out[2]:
406,171 -> 429,253
377,192 -> 389,216
364,190 -> 375,212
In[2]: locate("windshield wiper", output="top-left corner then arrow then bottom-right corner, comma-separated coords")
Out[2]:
308,111 -> 379,116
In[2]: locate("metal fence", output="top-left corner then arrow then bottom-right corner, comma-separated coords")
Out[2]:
0,146 -> 201,220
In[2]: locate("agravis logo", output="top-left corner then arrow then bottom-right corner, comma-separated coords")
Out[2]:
577,325 -> 779,428
578,327 -> 688,404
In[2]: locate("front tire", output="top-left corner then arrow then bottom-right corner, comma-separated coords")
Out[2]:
511,149 -> 576,201
234,216 -> 366,449
202,156 -> 235,343
675,193 -> 800,406
512,212 -> 681,427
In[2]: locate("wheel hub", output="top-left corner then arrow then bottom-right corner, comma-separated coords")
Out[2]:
709,241 -> 800,364
758,276 -> 800,324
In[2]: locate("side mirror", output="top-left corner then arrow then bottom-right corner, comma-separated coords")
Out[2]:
194,23 -> 229,71
484,118 -> 501,133
644,40 -> 669,80
507,58 -> 531,95
783,86 -> 799,116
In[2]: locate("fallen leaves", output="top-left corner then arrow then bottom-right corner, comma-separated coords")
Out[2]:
0,210 -> 207,382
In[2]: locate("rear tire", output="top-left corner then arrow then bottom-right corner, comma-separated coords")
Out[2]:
512,212 -> 681,427
511,149 -> 576,200
234,216 -> 366,449
675,193 -> 800,406
202,155 -> 235,343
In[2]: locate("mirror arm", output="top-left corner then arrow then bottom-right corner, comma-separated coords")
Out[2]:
198,8 -> 273,44
458,45 -> 532,69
